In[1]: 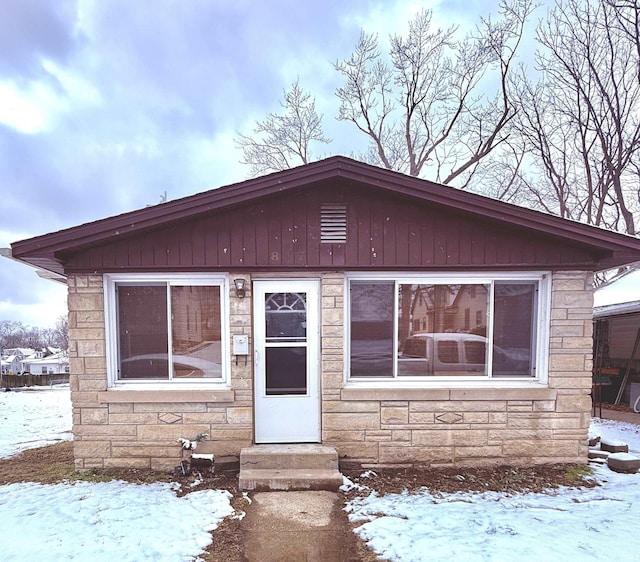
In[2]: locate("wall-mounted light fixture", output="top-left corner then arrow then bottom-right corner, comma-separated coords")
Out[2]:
234,278 -> 247,298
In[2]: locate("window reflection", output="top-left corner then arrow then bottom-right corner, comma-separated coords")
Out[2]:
397,284 -> 489,376
348,280 -> 538,378
171,286 -> 222,378
116,283 -> 223,380
350,282 -> 395,377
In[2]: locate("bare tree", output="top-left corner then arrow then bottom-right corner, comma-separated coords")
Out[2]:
514,0 -> 640,235
605,0 -> 640,76
0,320 -> 25,349
235,79 -> 331,176
334,0 -> 535,185
0,318 -> 69,351
54,315 -> 69,350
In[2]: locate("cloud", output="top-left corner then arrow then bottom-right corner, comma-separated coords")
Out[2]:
0,0 -> 80,79
0,258 -> 67,328
1,0 -> 514,329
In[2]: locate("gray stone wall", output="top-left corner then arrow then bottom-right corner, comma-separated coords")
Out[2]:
69,273 -> 253,471
320,271 -> 593,467
69,270 -> 593,470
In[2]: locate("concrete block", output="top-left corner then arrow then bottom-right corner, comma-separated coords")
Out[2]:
588,448 -> 609,459
322,430 -> 365,442
555,394 -> 591,413
607,453 -> 640,473
381,406 -> 408,424
81,408 -> 109,425
323,400 -> 379,413
323,412 -> 380,431
412,429 -> 487,447
600,439 -> 629,453
378,444 -> 454,464
74,440 -> 111,458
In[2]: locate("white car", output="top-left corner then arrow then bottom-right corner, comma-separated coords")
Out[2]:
399,333 -> 531,376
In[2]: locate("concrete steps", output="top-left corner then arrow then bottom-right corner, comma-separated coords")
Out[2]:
239,444 -> 343,491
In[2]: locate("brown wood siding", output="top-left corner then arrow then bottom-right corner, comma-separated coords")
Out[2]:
64,183 -> 600,272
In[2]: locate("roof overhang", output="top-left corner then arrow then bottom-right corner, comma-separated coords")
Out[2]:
9,156 -> 640,276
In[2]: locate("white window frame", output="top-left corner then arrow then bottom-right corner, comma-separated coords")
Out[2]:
345,271 -> 551,387
104,273 -> 230,390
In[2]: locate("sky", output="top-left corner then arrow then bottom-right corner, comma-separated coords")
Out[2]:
0,0 -> 507,328
1,0 -> 635,330
1,386 -> 640,560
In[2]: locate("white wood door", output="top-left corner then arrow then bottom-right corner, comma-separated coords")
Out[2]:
253,279 -> 321,443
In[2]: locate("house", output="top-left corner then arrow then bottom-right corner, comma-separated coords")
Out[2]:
1,354 -> 22,376
593,278 -> 640,406
1,348 -> 33,375
10,156 -> 640,473
22,349 -> 70,375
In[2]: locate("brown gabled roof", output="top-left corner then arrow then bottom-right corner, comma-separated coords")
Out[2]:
11,155 -> 640,275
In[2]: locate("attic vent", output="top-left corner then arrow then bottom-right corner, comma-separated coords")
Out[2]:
321,203 -> 348,243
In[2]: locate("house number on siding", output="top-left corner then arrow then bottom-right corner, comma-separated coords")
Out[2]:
271,251 -> 280,262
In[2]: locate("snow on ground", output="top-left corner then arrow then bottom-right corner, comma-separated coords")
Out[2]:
0,387 -> 234,561
3,388 -> 640,561
345,418 -> 640,562
0,481 -> 234,561
0,385 -> 72,457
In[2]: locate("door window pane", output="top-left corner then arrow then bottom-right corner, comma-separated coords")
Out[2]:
265,347 -> 307,395
265,293 -> 307,342
350,281 -> 394,377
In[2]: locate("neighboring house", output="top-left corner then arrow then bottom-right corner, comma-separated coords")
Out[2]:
22,350 -> 70,375
1,354 -> 22,375
1,348 -> 31,374
10,156 -> 640,472
593,298 -> 640,405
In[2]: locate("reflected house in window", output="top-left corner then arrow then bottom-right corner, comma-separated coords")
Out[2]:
9,156 -> 640,473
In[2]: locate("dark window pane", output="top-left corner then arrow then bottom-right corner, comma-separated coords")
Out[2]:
350,282 -> 394,377
398,334 -> 433,376
265,347 -> 307,395
118,285 -> 168,379
171,286 -> 222,378
437,340 -> 459,364
465,340 -> 486,364
493,283 -> 536,377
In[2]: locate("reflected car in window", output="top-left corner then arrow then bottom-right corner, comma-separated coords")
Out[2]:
398,333 -> 531,377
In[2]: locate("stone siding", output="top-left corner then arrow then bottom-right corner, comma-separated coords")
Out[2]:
70,270 -> 593,470
69,273 -> 253,471
321,271 -> 593,467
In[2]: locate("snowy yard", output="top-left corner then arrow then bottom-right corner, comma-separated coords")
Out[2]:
0,387 -> 234,561
344,417 -> 640,562
1,387 -> 640,561
0,385 -> 72,458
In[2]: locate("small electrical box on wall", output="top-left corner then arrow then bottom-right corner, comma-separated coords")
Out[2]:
233,335 -> 249,356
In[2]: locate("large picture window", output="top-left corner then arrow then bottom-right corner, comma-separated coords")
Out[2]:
105,275 -> 227,384
348,275 -> 546,381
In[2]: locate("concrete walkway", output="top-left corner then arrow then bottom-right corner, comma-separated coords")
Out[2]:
231,409 -> 640,561
595,408 -> 640,425
238,490 -> 363,561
